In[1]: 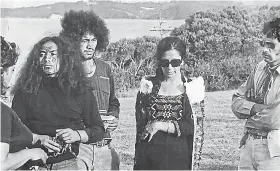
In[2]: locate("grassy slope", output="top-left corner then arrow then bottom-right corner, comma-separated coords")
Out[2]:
111,90 -> 245,170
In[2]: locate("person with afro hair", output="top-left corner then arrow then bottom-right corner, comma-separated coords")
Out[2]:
60,10 -> 120,170
232,17 -> 280,170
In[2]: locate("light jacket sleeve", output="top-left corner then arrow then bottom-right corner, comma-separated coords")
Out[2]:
249,95 -> 280,130
231,68 -> 256,119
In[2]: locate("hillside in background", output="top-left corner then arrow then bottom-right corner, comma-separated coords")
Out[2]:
0,0 -> 268,19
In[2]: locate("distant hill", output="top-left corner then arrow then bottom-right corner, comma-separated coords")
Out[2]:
1,1 -> 280,19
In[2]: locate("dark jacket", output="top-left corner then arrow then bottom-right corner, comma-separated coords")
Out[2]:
88,58 -> 120,139
12,77 -> 105,142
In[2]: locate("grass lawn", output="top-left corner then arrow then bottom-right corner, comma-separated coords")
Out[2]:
111,90 -> 245,170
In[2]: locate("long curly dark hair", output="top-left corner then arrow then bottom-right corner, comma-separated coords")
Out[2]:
1,36 -> 19,69
1,36 -> 20,95
60,10 -> 110,52
12,36 -> 88,96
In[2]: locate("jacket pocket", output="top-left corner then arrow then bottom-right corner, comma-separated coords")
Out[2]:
100,76 -> 110,94
98,76 -> 110,111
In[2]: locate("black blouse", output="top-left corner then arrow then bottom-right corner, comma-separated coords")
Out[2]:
135,76 -> 194,145
1,102 -> 33,153
12,78 -> 104,143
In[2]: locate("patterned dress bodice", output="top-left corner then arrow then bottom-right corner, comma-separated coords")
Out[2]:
149,93 -> 184,122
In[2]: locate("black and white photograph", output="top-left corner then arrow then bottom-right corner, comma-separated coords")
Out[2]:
1,0 -> 280,170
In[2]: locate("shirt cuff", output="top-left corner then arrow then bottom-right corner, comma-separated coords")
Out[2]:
77,130 -> 89,143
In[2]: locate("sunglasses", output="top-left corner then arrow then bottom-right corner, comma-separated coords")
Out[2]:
259,40 -> 276,49
159,59 -> 182,67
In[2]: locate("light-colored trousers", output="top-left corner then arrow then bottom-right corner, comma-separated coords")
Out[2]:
239,135 -> 280,170
93,144 -> 120,170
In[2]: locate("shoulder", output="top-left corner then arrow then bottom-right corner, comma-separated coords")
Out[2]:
139,75 -> 156,94
184,76 -> 205,104
95,58 -> 111,69
1,102 -> 14,122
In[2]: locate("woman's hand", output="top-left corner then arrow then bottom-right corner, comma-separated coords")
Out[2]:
28,148 -> 48,163
38,135 -> 61,152
144,121 -> 164,142
56,128 -> 80,143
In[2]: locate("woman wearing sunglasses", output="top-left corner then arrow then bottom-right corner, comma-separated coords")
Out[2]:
134,36 -> 204,170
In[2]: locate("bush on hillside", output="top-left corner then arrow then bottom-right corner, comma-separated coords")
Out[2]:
103,36 -> 160,92
102,5 -> 280,93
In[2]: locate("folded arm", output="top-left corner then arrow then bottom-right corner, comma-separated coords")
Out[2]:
249,96 -> 280,130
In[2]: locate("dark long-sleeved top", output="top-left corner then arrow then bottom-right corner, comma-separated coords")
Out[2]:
88,58 -> 120,139
1,102 -> 33,153
135,75 -> 194,145
12,78 -> 104,143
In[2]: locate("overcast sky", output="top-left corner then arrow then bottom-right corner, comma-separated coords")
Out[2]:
1,0 -> 168,8
0,0 -> 271,8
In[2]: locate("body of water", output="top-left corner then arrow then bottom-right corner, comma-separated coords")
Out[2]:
1,18 -> 185,54
1,18 -> 185,84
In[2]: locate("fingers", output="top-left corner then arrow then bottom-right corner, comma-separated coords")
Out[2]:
56,128 -> 71,137
246,88 -> 255,101
106,127 -> 117,132
40,136 -> 60,152
148,132 -> 155,142
108,122 -> 118,127
104,123 -> 110,130
106,122 -> 118,132
44,140 -> 61,152
56,128 -> 79,143
250,89 -> 255,99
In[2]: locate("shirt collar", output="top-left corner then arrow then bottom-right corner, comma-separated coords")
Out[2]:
276,66 -> 280,74
266,63 -> 280,74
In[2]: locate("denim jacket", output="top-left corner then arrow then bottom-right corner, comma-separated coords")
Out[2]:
88,58 -> 120,139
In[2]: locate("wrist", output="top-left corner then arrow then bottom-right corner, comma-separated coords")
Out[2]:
32,134 -> 40,144
76,130 -> 89,143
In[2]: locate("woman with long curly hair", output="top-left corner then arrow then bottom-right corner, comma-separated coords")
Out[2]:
11,36 -> 105,170
60,10 -> 120,170
1,36 -> 48,170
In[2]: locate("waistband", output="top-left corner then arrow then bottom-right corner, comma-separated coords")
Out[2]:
92,138 -> 112,148
248,134 -> 267,139
246,128 -> 268,137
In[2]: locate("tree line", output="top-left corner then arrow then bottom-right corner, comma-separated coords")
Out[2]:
101,5 -> 280,94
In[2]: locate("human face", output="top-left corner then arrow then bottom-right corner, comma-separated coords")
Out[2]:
80,33 -> 97,60
260,36 -> 280,67
160,49 -> 182,79
1,66 -> 15,88
39,41 -> 60,77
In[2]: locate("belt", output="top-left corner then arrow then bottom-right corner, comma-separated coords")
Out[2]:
93,139 -> 111,148
248,133 -> 267,139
